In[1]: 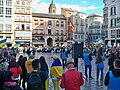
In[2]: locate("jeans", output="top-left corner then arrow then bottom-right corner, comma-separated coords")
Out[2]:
85,65 -> 92,78
62,59 -> 67,68
97,68 -> 103,80
52,80 -> 60,90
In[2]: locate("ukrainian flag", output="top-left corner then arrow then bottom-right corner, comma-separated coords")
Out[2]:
0,38 -> 7,47
94,38 -> 103,46
50,59 -> 63,79
14,41 -> 21,47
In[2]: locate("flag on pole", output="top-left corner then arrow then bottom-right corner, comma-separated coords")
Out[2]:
14,41 -> 21,47
70,22 -> 75,32
0,38 -> 7,47
94,38 -> 103,46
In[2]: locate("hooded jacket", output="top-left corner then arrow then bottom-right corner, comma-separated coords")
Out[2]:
104,69 -> 120,90
25,58 -> 34,73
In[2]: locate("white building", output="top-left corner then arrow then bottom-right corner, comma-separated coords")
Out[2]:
0,0 -> 14,45
14,0 -> 32,46
73,11 -> 87,44
87,14 -> 103,45
103,0 -> 120,46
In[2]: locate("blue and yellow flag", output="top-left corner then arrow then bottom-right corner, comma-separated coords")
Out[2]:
94,38 -> 103,46
0,38 -> 7,47
14,41 -> 21,47
50,59 -> 63,79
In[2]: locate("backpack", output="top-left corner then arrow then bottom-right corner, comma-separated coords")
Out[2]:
27,72 -> 44,90
2,82 -> 22,90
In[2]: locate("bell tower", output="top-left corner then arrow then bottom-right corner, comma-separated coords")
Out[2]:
49,0 -> 56,14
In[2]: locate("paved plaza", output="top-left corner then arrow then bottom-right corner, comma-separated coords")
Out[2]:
18,52 -> 109,90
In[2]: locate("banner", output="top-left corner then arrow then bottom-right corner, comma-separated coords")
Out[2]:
70,22 -> 75,32
0,38 -> 7,47
94,38 -> 103,46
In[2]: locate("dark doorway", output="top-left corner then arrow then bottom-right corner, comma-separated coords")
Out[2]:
47,38 -> 53,46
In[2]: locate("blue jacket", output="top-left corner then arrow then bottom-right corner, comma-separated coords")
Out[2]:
83,53 -> 91,65
60,51 -> 67,60
108,71 -> 120,90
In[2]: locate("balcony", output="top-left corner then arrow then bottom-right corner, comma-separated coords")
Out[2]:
32,32 -> 44,36
15,11 -> 31,15
15,20 -> 31,23
32,39 -> 45,42
89,26 -> 100,29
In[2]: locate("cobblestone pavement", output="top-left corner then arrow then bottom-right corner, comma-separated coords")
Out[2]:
17,52 -> 109,90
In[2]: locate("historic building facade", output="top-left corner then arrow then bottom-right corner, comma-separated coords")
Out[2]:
0,0 -> 14,44
103,0 -> 120,46
86,14 -> 103,45
14,0 -> 32,46
61,8 -> 87,46
32,1 -> 66,47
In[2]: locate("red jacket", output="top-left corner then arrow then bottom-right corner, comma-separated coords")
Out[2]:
60,69 -> 84,90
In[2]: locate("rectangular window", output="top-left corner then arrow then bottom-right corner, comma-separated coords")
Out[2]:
111,30 -> 115,38
21,8 -> 25,12
27,2 -> 30,7
16,8 -> 20,12
40,20 -> 44,25
0,0 -> 3,6
56,21 -> 59,26
48,20 -> 52,25
61,30 -> 63,35
111,18 -> 116,27
6,0 -> 12,6
6,8 -> 12,15
56,30 -> 59,34
0,7 -> 3,14
16,1 -> 19,5
61,21 -> 64,27
21,16 -> 25,21
0,24 -> 3,31
16,24 -> 20,30
48,29 -> 51,34
5,16 -> 12,22
26,24 -> 30,30
21,1 -> 25,6
111,7 -> 116,15
26,16 -> 30,22
0,15 -> 3,21
74,35 -> 77,39
16,16 -> 20,21
22,24 -> 25,30
5,24 -> 11,32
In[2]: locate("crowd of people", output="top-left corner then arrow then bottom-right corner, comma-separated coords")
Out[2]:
0,46 -> 120,90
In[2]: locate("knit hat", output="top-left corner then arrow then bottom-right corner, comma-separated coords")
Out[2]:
53,55 -> 58,60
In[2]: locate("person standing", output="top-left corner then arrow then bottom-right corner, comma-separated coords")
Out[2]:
60,48 -> 68,68
39,56 -> 49,90
25,55 -> 34,73
50,55 -> 63,90
83,49 -> 93,78
108,52 -> 116,70
26,59 -> 47,90
96,53 -> 104,80
60,62 -> 84,90
104,59 -> 120,90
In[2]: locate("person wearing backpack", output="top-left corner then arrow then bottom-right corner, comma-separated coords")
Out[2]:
26,59 -> 47,90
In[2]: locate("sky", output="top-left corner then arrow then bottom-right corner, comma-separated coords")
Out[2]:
32,0 -> 104,15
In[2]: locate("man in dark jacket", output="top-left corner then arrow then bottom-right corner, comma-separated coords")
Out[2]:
26,59 -> 47,90
104,59 -> 120,90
